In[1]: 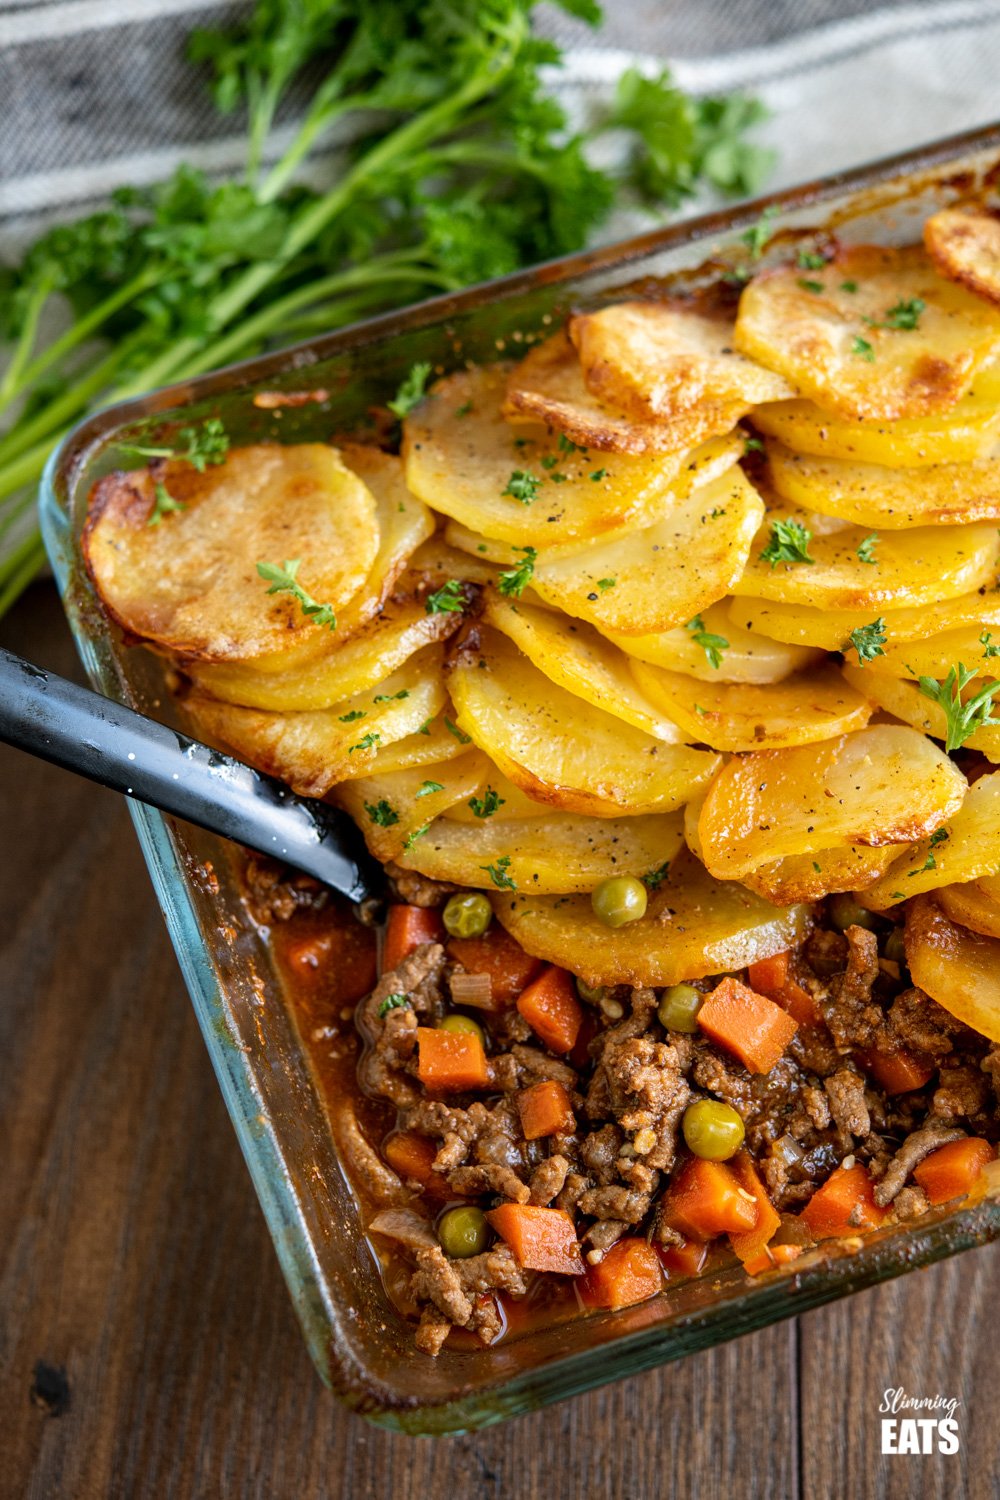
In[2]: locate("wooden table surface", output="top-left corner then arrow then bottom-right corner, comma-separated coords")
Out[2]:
3,583 -> 999,1500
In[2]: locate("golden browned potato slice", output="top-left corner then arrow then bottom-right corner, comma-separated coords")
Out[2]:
629,659 -> 871,751
483,594 -> 683,742
728,589 -> 1000,651
84,442 -> 380,667
841,665 -> 1000,762
334,444 -> 436,636
442,765 -> 550,821
404,365 -> 704,548
862,770 -> 1000,908
189,596 -> 461,710
751,358 -> 1000,466
569,301 -> 793,418
448,629 -> 720,816
491,847 -> 809,988
937,880 -> 1000,940
904,895 -> 1000,1043
364,712 -> 472,774
182,646 -> 446,797
925,207 -> 1000,305
330,750 -> 490,862
502,330 -> 746,454
604,600 -> 820,684
849,621 -> 1000,680
767,440 -> 1000,529
743,846 -> 902,904
734,244 -> 1000,421
734,506 -> 999,609
697,725 -> 966,881
530,469 -> 765,636
402,536 -> 503,589
396,810 -> 685,895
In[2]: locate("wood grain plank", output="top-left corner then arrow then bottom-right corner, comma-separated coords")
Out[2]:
0,587 -> 801,1499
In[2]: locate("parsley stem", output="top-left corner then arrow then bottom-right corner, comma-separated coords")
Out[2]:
0,276 -> 54,410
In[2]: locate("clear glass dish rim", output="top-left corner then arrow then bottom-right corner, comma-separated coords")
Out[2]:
37,118 -> 1000,1434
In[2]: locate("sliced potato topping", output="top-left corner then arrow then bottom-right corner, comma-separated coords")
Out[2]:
396,810 -> 686,895
568,301 -> 792,419
491,848 -> 809,988
841,666 -> 1000,762
443,767 -> 550,821
849,621 -> 1000,680
862,770 -> 1000,907
404,364 -> 698,547
448,628 -> 720,816
741,844 -> 902,904
331,750 -> 490,862
483,593 -> 683,742
605,600 -> 820,684
925,207 -> 1000,306
363,713 -> 472,775
734,505 -> 999,609
84,442 -> 379,667
530,469 -> 765,636
502,329 -> 745,454
697,725 -> 967,880
905,894 -> 1000,1043
767,440 -> 1000,529
182,645 -> 447,798
728,589 -> 1000,651
629,659 -> 872,751
734,245 -> 1000,421
334,444 -> 436,637
938,880 -> 1000,940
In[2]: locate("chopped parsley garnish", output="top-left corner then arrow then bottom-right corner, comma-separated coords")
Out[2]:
760,518 -> 815,568
846,618 -> 887,664
558,433 -> 579,454
403,822 -> 430,851
378,993 -> 411,1018
919,664 -> 1000,750
541,454 -> 559,470
481,854 -> 517,890
338,709 -> 366,722
349,730 -> 381,754
469,786 -> 505,819
148,481 -> 185,526
743,435 -> 765,455
498,545 -> 537,598
364,798 -> 398,827
417,719 -> 433,735
797,248 -> 826,270
129,416 -> 229,473
596,577 -> 616,591
425,578 -> 466,614
851,335 -> 875,362
913,828 -> 949,874
416,779 -> 444,798
685,613 -> 729,669
881,297 -> 926,331
798,278 -> 824,294
856,532 -> 879,565
980,630 -> 1000,659
444,716 -> 471,745
741,204 -> 778,259
642,860 -> 671,890
387,361 -> 432,419
503,469 -> 541,505
455,401 -> 473,418
590,468 -> 607,482
840,280 -> 858,293
373,688 -> 409,702
256,558 -> 338,631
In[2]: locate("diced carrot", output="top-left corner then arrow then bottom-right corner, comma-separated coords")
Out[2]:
742,1243 -> 804,1276
861,1045 -> 936,1097
770,1243 -> 805,1266
416,1027 -> 490,1091
582,1238 -> 663,1309
447,924 -> 544,1009
658,1237 -> 708,1279
383,1131 -> 453,1198
799,1162 -> 887,1239
659,1157 -> 758,1241
747,951 -> 820,1027
697,977 -> 798,1074
486,1204 -> 583,1275
282,921 -> 377,1000
382,905 -> 444,974
913,1137 -> 995,1205
516,965 -> 583,1055
516,1080 -> 576,1141
569,1007 -> 600,1069
728,1150 -> 781,1268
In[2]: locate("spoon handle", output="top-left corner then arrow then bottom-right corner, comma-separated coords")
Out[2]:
0,647 -> 380,902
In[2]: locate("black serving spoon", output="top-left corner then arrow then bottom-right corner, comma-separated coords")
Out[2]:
0,647 -> 381,902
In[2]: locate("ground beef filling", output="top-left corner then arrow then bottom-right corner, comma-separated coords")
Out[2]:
351,918 -> 999,1355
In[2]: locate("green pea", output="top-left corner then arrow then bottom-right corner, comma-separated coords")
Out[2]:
443,892 -> 492,939
658,983 -> 703,1033
437,1205 -> 489,1259
682,1099 -> 746,1161
576,978 -> 606,1005
591,875 -> 648,929
438,1013 -> 486,1045
828,893 -> 880,933
883,927 -> 907,967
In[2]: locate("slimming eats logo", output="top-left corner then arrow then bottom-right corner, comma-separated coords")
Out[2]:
880,1387 -> 961,1454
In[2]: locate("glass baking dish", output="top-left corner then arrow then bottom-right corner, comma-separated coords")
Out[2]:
39,120 -> 1000,1434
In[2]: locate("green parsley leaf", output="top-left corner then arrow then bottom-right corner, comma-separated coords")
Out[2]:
840,280 -> 859,293
558,433 -> 580,453
256,558 -> 337,630
918,663 -> 1000,750
846,618 -> 887,664
503,469 -> 541,505
596,577 -> 616,591
798,277 -> 824,294
642,860 -> 671,890
685,613 -> 729,669
741,204 -> 779,259
387,362 -> 432,419
417,719 -> 433,736
797,248 -> 826,270
130,416 -> 229,474
469,786 -> 505,819
416,780 -> 444,798
338,709 -> 366,723
498,545 -> 537,598
403,822 -> 430,851
481,854 -> 517,891
455,401 -> 473,418
590,468 -> 607,482
760,518 -> 815,568
444,716 -> 471,745
882,297 -> 925,331
373,689 -> 409,703
148,481 -> 185,526
425,579 -> 466,615
540,454 -> 558,470
349,730 -> 381,754
743,436 -> 765,455
364,798 -> 398,827
980,630 -> 1000,659
856,532 -> 879,565
851,335 -> 876,362
377,993 -> 410,1018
